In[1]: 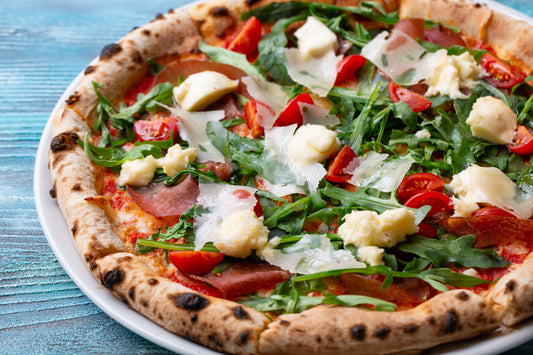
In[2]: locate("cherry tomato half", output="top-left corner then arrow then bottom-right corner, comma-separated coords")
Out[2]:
226,16 -> 262,57
388,81 -> 432,113
481,53 -> 526,89
472,206 -> 516,218
244,99 -> 275,138
506,125 -> 533,155
325,145 -> 357,183
335,55 -> 367,85
133,116 -> 179,142
274,93 -> 314,127
416,222 -> 438,238
404,191 -> 453,217
397,172 -> 445,203
168,251 -> 224,275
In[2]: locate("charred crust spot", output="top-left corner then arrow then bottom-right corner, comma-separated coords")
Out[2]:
71,183 -> 82,192
279,320 -> 290,326
505,280 -> 516,293
100,43 -> 122,60
245,0 -> 261,6
84,65 -> 96,75
428,316 -> 436,325
209,6 -> 229,17
120,295 -> 128,304
374,326 -> 391,339
208,333 -> 223,348
65,94 -> 80,105
456,291 -> 469,301
50,132 -> 79,152
142,29 -> 151,36
102,268 -> 124,290
350,325 -> 366,340
117,255 -> 132,263
232,306 -> 249,320
155,13 -> 165,20
147,278 -> 158,286
70,221 -> 78,237
168,8 -> 174,14
89,261 -> 97,271
128,287 -> 135,301
190,314 -> 198,323
49,184 -> 57,198
132,50 -> 143,64
235,331 -> 249,345
316,335 -> 322,343
443,309 -> 458,334
174,293 -> 209,311
404,324 -> 418,334
141,300 -> 148,307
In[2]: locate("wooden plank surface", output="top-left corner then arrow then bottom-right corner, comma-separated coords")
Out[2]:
0,0 -> 532,354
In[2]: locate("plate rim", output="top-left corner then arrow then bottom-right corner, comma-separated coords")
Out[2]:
34,0 -> 533,353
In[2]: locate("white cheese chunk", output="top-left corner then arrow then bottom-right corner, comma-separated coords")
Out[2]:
261,234 -> 365,274
466,96 -> 517,144
212,209 -> 269,258
415,129 -> 431,139
294,16 -> 338,58
449,164 -> 533,219
287,124 -> 339,165
423,50 -> 485,99
158,145 -> 197,177
118,156 -> 158,186
357,246 -> 385,266
338,208 -> 419,248
173,71 -> 239,111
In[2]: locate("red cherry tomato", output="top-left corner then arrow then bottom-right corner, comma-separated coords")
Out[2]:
416,222 -> 438,238
232,189 -> 263,217
423,26 -> 466,47
226,16 -> 262,57
397,172 -> 445,203
472,206 -> 516,218
274,93 -> 314,127
168,251 -> 224,275
335,55 -> 367,85
404,191 -> 453,217
392,18 -> 425,40
133,116 -> 179,142
506,125 -> 533,155
244,99 -> 274,138
388,81 -> 432,113
481,53 -> 526,89
325,145 -> 357,183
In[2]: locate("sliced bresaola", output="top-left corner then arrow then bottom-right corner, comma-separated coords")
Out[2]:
127,162 -> 232,217
435,215 -> 533,248
127,175 -> 199,217
186,259 -> 291,300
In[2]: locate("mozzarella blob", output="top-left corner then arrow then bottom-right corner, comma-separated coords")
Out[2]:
466,96 -> 517,144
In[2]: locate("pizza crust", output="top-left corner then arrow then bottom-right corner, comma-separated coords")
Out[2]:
258,290 -> 498,354
48,0 -> 533,354
95,252 -> 269,355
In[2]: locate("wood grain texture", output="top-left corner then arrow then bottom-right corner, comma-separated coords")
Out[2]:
0,0 -> 531,354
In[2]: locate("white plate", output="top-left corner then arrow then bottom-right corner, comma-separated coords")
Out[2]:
34,1 -> 533,353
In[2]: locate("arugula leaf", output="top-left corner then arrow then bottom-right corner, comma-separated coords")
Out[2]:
198,41 -> 265,79
398,235 -> 510,269
80,133 -> 172,168
147,58 -> 164,76
321,183 -> 403,213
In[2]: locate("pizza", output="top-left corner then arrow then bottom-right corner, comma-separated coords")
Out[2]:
47,0 -> 533,353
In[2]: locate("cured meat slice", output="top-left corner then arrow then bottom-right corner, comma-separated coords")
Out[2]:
127,175 -> 199,217
186,260 -> 291,300
435,215 -> 533,248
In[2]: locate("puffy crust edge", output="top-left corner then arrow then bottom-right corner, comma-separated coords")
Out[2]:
258,290 -> 499,354
95,253 -> 269,355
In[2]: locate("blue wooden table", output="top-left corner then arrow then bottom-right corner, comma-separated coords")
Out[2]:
1,0 -> 532,353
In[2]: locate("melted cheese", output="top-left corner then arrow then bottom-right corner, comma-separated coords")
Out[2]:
466,96 -> 517,144
287,124 -> 339,166
338,208 -> 419,248
118,156 -> 158,186
294,16 -> 338,58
